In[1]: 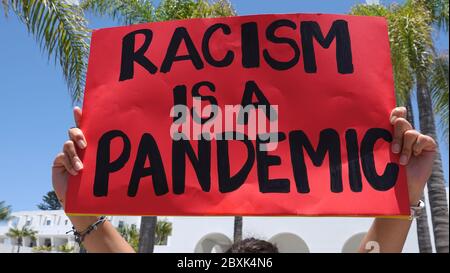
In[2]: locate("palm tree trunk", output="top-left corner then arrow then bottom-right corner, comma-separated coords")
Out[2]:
416,194 -> 434,252
416,78 -> 449,253
17,238 -> 22,253
406,98 -> 434,253
233,216 -> 243,243
138,216 -> 157,253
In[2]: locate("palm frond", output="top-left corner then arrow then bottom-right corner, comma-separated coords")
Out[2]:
81,0 -> 155,24
155,0 -> 199,21
419,0 -> 449,31
430,53 -> 449,143
0,201 -> 11,221
5,0 -> 90,102
155,0 -> 235,21
351,2 -> 435,106
6,228 -> 21,238
1,0 -> 9,16
209,0 -> 236,17
398,1 -> 434,81
350,4 -> 414,104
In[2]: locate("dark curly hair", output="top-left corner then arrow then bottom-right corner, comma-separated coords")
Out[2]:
225,238 -> 279,253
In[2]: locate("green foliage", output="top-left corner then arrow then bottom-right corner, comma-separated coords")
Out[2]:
7,226 -> 38,244
37,191 -> 62,210
81,0 -> 155,24
58,243 -> 75,252
32,245 -> 52,252
0,201 -> 11,221
155,0 -> 235,21
422,0 -> 449,31
117,224 -> 140,251
351,0 -> 448,141
82,0 -> 236,24
351,1 -> 433,105
1,0 -> 90,102
155,219 -> 172,245
430,53 -> 449,143
117,220 -> 173,249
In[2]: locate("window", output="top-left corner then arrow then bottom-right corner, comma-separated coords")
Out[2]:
25,218 -> 32,226
64,219 -> 69,225
131,224 -> 136,230
118,221 -> 124,229
46,219 -> 51,226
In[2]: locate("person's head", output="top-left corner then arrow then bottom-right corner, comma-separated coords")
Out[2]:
225,237 -> 278,253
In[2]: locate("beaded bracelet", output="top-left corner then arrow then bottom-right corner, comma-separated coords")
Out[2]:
66,216 -> 107,245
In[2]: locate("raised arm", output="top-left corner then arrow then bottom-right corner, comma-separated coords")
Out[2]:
359,107 -> 437,253
52,107 -> 135,253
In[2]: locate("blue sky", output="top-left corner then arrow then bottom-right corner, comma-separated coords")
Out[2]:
0,0 -> 448,211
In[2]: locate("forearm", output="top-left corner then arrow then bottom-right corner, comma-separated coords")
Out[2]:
359,217 -> 412,253
68,215 -> 135,253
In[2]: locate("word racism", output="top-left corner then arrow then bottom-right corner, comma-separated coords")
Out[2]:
67,13 -> 409,216
119,19 -> 354,80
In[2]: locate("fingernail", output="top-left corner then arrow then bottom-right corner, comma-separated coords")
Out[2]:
399,155 -> 408,165
392,143 -> 401,153
78,140 -> 87,149
390,116 -> 397,124
74,160 -> 83,171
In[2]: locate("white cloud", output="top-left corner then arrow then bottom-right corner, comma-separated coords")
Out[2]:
365,0 -> 380,4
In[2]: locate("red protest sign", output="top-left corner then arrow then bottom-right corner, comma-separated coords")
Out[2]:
66,13 -> 410,217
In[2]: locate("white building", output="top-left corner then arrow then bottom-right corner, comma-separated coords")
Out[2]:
1,187 -> 447,253
0,210 -> 141,253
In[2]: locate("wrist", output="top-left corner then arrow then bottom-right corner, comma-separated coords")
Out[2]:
68,215 -> 101,232
410,200 -> 425,220
409,195 -> 422,207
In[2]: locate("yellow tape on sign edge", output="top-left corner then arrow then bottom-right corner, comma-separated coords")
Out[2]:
66,212 -> 412,220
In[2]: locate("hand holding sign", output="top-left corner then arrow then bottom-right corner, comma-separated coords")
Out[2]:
61,13 -> 436,217
52,107 -> 86,206
388,108 -> 436,205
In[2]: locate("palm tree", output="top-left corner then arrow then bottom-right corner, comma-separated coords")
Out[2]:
0,201 -> 11,221
117,224 -> 140,251
6,226 -> 38,253
1,0 -> 90,102
407,98 -> 433,252
412,0 -> 449,253
81,0 -> 236,252
37,191 -> 62,210
233,216 -> 242,243
138,216 -> 157,252
155,219 -> 172,245
351,0 -> 449,253
430,53 -> 449,144
423,0 -> 449,31
416,65 -> 449,253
